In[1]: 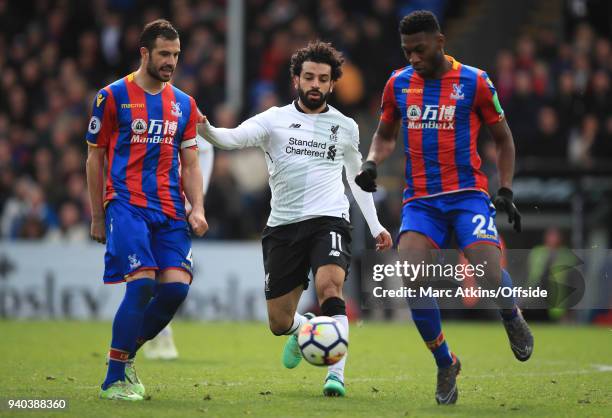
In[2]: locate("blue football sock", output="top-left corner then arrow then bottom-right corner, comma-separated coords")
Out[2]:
102,278 -> 155,390
409,296 -> 453,368
499,269 -> 518,320
131,282 -> 189,356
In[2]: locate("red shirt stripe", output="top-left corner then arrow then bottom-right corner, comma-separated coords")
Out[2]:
437,66 -> 461,192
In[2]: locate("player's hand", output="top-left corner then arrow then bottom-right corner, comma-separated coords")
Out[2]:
375,229 -> 393,251
196,109 -> 208,124
90,215 -> 106,244
188,207 -> 208,237
493,187 -> 522,233
354,160 -> 378,192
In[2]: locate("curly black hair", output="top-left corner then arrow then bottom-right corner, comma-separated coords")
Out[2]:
399,10 -> 441,35
289,41 -> 344,81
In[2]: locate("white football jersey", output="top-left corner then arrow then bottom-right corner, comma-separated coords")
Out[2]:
201,102 -> 384,237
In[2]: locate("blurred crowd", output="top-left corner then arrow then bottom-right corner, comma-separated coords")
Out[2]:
493,24 -> 612,169
0,0 -> 230,240
0,0 -> 610,242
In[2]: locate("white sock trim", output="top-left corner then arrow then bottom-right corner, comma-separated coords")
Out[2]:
287,312 -> 308,335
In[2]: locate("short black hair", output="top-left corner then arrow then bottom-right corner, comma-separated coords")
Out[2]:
139,19 -> 179,51
289,41 -> 344,81
399,10 -> 441,35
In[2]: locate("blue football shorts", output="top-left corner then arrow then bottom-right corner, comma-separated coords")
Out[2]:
102,199 -> 193,283
399,191 -> 501,250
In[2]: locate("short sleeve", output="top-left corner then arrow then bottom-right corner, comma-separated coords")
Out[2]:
86,88 -> 115,148
474,71 -> 504,125
182,97 -> 198,141
380,74 -> 400,123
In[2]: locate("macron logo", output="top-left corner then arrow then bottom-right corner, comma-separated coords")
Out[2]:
289,123 -> 301,129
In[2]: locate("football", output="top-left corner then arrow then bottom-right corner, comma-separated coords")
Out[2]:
298,316 -> 348,366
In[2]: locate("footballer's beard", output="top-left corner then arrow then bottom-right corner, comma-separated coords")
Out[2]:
147,61 -> 174,82
298,87 -> 330,110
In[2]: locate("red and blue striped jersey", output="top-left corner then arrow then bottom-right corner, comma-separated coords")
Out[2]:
380,55 -> 504,203
86,73 -> 199,220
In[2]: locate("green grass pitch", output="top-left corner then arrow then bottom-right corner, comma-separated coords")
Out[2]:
1,321 -> 610,417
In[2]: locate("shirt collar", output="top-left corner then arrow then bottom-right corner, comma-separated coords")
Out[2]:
293,100 -> 329,114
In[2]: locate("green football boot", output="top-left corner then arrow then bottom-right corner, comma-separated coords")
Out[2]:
282,313 -> 314,369
125,359 -> 145,397
323,373 -> 346,397
99,381 -> 143,401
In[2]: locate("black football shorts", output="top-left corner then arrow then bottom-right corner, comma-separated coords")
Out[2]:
261,216 -> 352,300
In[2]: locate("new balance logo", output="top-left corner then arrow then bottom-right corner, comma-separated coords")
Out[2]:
289,123 -> 301,128
328,250 -> 341,257
265,273 -> 270,292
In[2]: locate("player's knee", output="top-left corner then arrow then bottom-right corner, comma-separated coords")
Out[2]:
126,277 -> 156,310
320,296 -> 346,317
268,314 -> 293,336
159,268 -> 192,285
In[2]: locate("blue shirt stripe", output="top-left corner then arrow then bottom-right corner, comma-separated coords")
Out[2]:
108,79 -> 131,202
455,65 -> 477,188
143,91 -> 163,212
422,78 -> 442,194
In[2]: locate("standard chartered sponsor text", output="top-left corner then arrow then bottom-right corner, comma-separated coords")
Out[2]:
285,137 -> 327,157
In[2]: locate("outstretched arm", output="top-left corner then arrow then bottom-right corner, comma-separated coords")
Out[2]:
345,124 -> 393,250
197,113 -> 269,150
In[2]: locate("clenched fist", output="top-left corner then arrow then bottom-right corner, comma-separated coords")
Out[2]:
90,215 -> 106,244
188,207 -> 208,237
